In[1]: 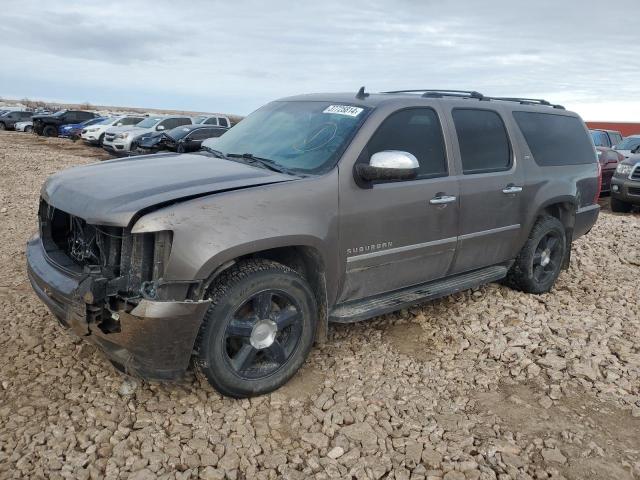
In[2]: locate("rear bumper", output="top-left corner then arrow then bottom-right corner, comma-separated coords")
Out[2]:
26,234 -> 210,380
611,176 -> 640,205
573,204 -> 600,239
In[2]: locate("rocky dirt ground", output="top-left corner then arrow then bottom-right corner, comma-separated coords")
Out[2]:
0,131 -> 638,480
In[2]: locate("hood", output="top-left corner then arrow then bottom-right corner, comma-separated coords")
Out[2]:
42,152 -> 295,227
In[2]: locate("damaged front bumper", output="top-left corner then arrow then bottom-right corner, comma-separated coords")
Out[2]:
26,234 -> 210,380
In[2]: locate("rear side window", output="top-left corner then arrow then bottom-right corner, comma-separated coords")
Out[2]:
365,108 -> 448,179
609,132 -> 623,146
452,109 -> 511,174
123,117 -> 143,125
204,117 -> 218,126
163,118 -> 192,129
514,112 -> 595,166
219,118 -> 229,127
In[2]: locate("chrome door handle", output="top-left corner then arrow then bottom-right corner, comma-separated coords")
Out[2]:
429,195 -> 457,205
502,185 -> 523,194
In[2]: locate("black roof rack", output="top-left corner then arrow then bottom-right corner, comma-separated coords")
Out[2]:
491,97 -> 565,110
382,89 -> 485,100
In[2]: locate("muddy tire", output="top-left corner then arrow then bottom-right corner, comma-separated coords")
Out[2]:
0,122 -> 6,131
42,125 -> 57,137
24,125 -> 33,133
98,133 -> 105,146
176,143 -> 185,154
194,259 -> 317,398
610,197 -> 633,213
507,216 -> 566,294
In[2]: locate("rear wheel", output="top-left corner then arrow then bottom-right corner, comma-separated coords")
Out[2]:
195,259 -> 317,398
610,196 -> 633,213
42,125 -> 57,137
0,122 -> 6,131
507,216 -> 566,294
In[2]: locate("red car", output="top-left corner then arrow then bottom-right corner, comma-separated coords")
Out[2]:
596,146 -> 623,193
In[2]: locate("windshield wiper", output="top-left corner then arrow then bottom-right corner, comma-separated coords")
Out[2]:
226,153 -> 298,175
201,146 -> 228,159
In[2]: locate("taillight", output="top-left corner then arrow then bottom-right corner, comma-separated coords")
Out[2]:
595,162 -> 602,203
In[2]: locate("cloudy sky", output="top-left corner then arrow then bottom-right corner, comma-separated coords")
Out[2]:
1,0 -> 639,120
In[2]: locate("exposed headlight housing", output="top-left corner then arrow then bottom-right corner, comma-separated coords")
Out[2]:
86,127 -> 98,133
115,132 -> 129,139
616,164 -> 634,176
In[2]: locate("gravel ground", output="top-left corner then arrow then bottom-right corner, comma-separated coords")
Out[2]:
0,131 -> 638,480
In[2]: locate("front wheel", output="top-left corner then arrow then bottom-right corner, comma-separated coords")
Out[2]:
42,125 -> 57,137
98,133 -> 105,146
24,125 -> 33,133
195,259 -> 317,398
507,216 -> 566,294
176,143 -> 185,153
0,122 -> 6,131
610,196 -> 633,213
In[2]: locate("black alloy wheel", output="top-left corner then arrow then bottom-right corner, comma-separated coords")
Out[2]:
195,259 -> 317,398
507,215 -> 566,294
531,231 -> 563,285
222,290 -> 302,380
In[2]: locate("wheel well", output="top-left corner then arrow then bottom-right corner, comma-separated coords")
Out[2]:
201,246 -> 329,343
541,202 -> 575,230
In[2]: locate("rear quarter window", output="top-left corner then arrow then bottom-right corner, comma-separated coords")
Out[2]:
513,112 -> 595,166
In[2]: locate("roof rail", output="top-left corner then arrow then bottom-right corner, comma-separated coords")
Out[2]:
490,97 -> 565,110
382,89 -> 485,100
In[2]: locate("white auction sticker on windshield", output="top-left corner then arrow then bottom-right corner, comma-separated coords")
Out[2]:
323,105 -> 364,117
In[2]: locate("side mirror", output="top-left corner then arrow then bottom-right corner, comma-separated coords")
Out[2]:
156,125 -> 165,131
356,151 -> 419,183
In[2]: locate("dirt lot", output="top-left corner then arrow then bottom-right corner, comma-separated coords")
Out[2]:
0,131 -> 638,480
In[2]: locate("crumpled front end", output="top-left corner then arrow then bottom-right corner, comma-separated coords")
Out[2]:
26,200 -> 210,380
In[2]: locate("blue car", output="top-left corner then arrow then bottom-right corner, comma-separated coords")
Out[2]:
59,117 -> 108,139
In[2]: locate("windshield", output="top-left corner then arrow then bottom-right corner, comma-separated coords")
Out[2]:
52,111 -> 67,117
193,116 -> 207,124
135,117 -> 163,128
82,117 -> 105,126
202,101 -> 369,174
615,137 -> 640,150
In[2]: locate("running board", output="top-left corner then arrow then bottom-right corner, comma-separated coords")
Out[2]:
329,265 -> 508,323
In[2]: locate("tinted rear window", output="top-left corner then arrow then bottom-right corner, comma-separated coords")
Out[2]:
452,109 -> 512,174
513,112 -> 595,166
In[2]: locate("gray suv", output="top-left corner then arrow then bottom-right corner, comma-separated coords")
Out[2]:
26,89 -> 600,397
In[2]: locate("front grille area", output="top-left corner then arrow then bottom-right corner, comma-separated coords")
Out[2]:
628,187 -> 640,196
38,200 -> 165,296
631,166 -> 640,180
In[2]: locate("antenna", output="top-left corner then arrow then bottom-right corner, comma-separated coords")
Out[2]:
356,86 -> 369,100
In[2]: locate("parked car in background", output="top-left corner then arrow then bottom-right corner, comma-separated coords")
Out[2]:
136,124 -> 228,154
102,115 -> 192,155
596,146 -> 623,193
59,117 -> 108,139
14,121 -> 33,133
613,134 -> 640,158
610,156 -> 640,212
81,115 -> 146,146
32,110 -> 98,137
194,115 -> 231,128
0,110 -> 34,130
590,129 -> 623,148
26,89 -> 600,397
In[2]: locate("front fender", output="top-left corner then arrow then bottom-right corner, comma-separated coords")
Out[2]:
131,172 -> 340,298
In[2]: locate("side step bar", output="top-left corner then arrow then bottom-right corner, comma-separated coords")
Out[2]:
329,265 -> 508,323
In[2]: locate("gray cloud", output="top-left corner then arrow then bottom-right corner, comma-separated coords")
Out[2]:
0,0 -> 639,119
